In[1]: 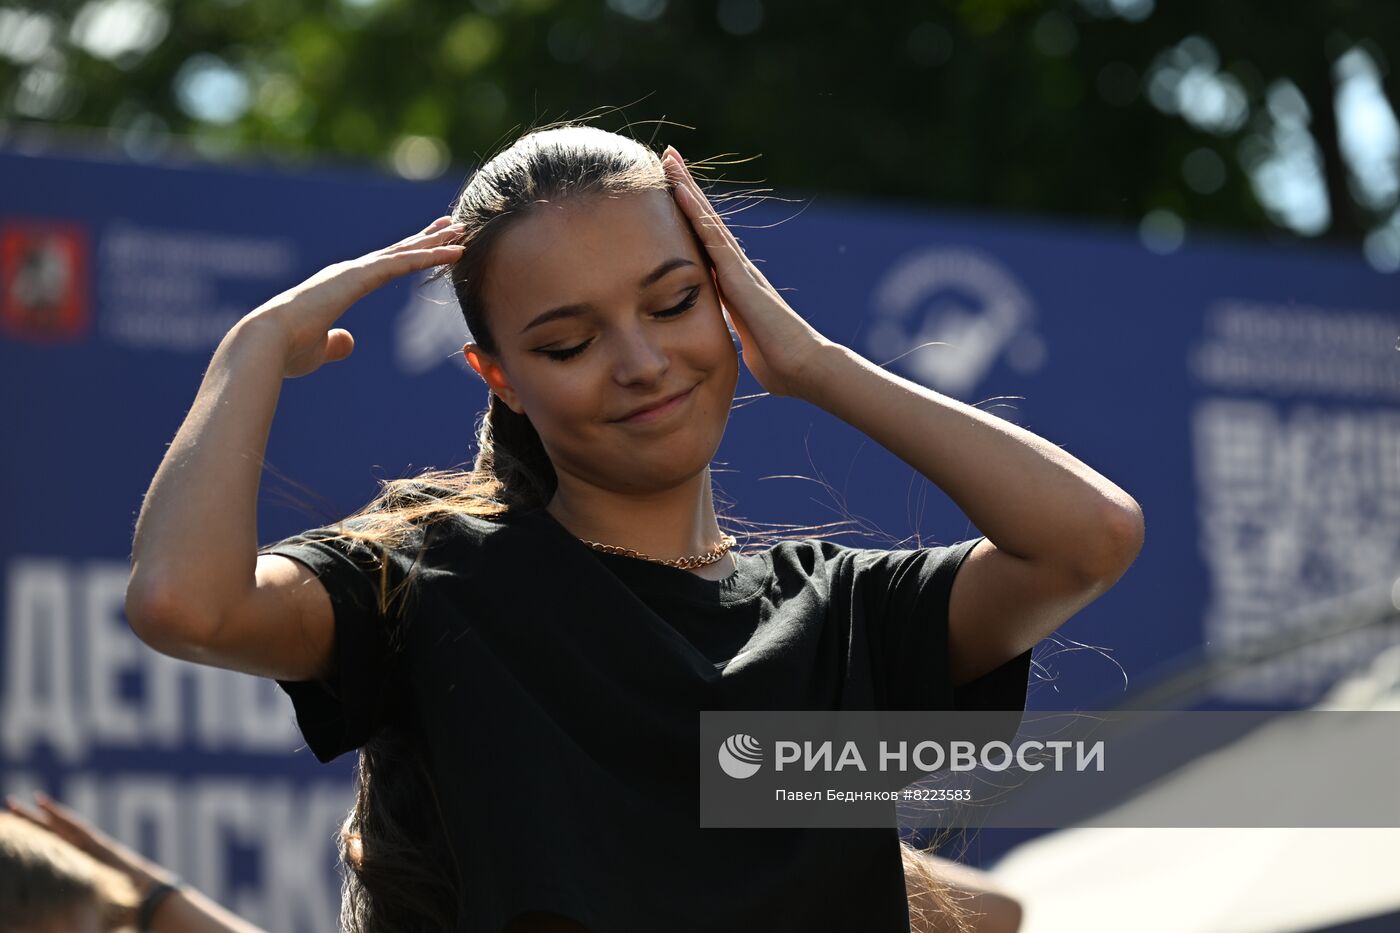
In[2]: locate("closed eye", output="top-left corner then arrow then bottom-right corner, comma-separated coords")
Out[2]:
535,286 -> 702,362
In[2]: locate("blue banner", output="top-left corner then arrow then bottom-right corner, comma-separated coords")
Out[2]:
3,144 -> 1396,928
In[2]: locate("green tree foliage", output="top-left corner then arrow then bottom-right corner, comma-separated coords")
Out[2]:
2,0 -> 1397,266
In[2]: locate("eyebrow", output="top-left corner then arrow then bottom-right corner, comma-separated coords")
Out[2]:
518,257 -> 698,335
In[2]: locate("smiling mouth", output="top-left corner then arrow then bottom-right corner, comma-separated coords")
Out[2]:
612,384 -> 697,423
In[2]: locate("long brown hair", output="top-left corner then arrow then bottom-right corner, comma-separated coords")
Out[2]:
292,118 -> 973,933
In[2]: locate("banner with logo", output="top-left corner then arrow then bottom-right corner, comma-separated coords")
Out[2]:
2,144 -> 1397,929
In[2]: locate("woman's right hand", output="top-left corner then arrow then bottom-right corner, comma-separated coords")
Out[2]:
249,215 -> 466,379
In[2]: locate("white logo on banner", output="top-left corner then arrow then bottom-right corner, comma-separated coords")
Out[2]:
718,733 -> 764,779
867,248 -> 1043,396
393,273 -> 471,376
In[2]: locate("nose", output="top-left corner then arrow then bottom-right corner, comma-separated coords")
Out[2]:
610,323 -> 671,386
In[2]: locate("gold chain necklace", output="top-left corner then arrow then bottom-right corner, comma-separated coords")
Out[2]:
576,533 -> 738,570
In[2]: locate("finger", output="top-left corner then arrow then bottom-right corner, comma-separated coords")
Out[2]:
391,224 -> 465,255
324,328 -> 355,364
403,216 -> 452,240
362,237 -> 465,272
353,244 -> 466,291
418,215 -> 455,235
663,157 -> 750,270
386,244 -> 466,267
383,217 -> 458,253
664,158 -> 720,236
35,794 -> 102,843
664,152 -> 722,223
7,796 -> 87,851
385,221 -> 465,255
4,795 -> 51,829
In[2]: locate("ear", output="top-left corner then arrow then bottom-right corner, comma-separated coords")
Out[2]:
463,343 -> 524,414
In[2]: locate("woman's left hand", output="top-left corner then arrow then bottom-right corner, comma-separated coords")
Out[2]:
662,146 -> 835,399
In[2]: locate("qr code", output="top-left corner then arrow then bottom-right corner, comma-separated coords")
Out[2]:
1193,399 -> 1400,703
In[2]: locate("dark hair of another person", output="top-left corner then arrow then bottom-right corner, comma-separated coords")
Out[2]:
0,812 -> 140,932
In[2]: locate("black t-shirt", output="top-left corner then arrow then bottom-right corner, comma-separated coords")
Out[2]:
258,504 -> 1033,933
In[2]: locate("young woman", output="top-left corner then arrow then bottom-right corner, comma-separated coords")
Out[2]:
125,124 -> 1142,932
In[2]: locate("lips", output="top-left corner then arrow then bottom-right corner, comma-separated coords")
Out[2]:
613,384 -> 696,422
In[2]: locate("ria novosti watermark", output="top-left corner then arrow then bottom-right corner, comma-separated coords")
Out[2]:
700,710 -> 1400,829
718,733 -> 1103,779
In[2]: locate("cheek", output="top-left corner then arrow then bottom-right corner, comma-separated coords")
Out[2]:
507,359 -> 590,422
525,375 -> 598,426
697,295 -> 738,356
694,304 -> 740,404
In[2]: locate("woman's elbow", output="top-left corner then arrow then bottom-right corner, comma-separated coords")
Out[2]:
124,579 -> 217,660
1081,502 -> 1145,583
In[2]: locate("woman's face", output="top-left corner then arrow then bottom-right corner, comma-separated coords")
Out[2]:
467,187 -> 740,495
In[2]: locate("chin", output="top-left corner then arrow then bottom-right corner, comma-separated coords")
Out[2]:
620,434 -> 722,487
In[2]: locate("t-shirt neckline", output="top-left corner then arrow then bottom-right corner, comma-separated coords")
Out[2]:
519,506 -> 771,604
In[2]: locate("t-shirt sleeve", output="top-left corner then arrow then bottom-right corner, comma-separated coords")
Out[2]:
852,536 -> 1034,712
257,521 -> 421,763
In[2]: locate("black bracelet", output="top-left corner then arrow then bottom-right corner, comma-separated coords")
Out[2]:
137,877 -> 183,932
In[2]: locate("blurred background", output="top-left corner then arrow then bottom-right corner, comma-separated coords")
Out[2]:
3,0 -> 1399,266
2,2 -> 1399,932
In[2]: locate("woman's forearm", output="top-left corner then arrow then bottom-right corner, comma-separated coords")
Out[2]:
125,314 -> 288,636
796,342 -> 1142,578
